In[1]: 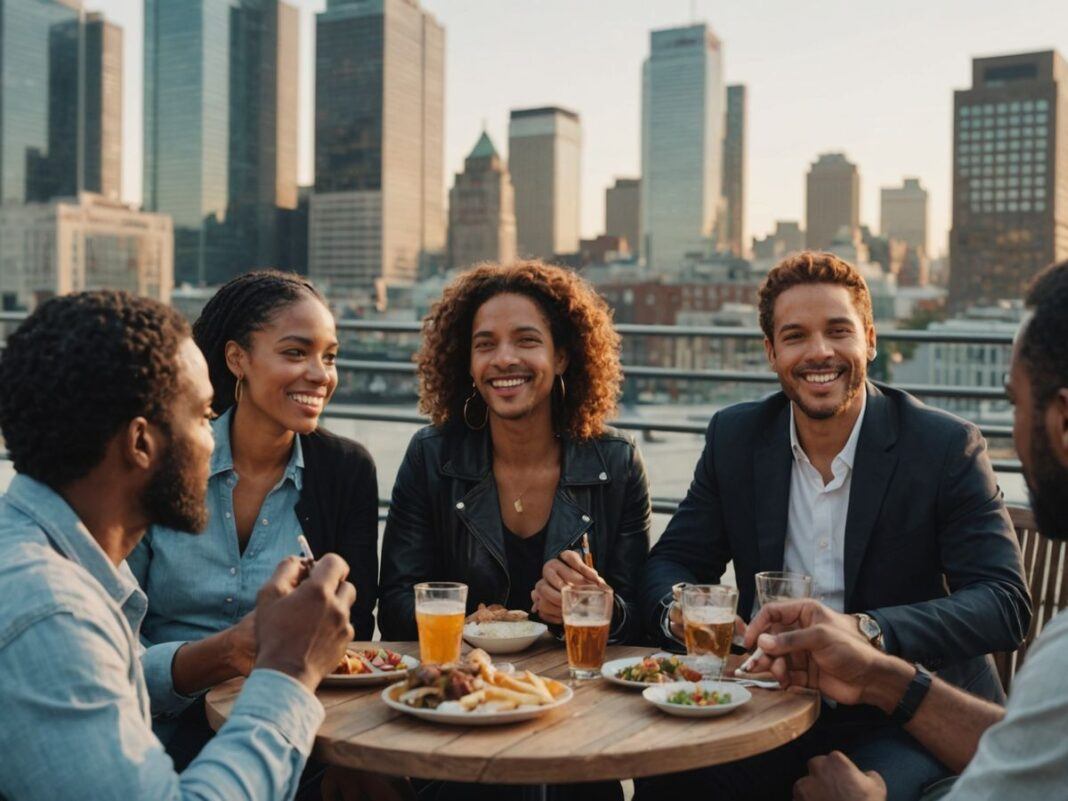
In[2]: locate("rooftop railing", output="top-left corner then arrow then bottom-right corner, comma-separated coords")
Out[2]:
0,313 -> 1021,516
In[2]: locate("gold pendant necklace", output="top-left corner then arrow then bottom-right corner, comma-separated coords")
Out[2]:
514,497 -> 525,514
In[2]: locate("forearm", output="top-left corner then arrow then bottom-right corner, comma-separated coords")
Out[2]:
862,657 -> 1005,773
171,630 -> 242,697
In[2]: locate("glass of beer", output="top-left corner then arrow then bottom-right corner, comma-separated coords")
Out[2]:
561,585 -> 613,681
681,584 -> 738,679
414,582 -> 467,664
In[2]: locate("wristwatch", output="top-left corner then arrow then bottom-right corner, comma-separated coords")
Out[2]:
890,663 -> 934,725
854,612 -> 886,652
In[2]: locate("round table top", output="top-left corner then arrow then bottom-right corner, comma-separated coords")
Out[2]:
205,640 -> 820,784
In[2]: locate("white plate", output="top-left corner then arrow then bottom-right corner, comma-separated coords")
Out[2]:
320,652 -> 419,687
462,622 -> 548,654
642,681 -> 751,718
601,655 -> 706,689
381,678 -> 573,726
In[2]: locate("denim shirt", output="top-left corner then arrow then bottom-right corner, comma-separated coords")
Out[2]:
0,474 -> 323,801
128,408 -> 306,719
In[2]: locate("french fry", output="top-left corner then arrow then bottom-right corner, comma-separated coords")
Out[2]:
494,672 -> 543,698
523,670 -> 555,704
458,689 -> 485,710
544,678 -> 567,698
484,685 -> 544,707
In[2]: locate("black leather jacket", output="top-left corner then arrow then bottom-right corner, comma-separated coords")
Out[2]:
378,423 -> 652,643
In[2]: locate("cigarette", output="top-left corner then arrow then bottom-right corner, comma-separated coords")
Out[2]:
581,532 -> 594,570
297,533 -> 315,564
738,646 -> 764,674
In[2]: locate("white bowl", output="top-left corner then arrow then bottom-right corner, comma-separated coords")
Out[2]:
461,621 -> 548,654
642,680 -> 751,718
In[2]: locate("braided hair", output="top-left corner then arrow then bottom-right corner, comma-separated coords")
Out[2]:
192,270 -> 326,414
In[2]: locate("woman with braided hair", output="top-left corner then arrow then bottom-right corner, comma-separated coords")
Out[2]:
127,269 -> 378,770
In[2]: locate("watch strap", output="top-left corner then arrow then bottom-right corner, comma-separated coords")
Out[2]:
890,663 -> 933,725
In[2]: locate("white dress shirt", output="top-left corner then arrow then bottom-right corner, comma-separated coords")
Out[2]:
782,391 -> 867,612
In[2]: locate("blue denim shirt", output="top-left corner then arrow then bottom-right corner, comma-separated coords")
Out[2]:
0,474 -> 324,801
128,408 -> 306,719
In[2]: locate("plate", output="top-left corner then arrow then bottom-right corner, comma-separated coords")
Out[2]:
320,651 -> 419,687
381,678 -> 573,726
642,681 -> 751,718
462,621 -> 548,654
601,654 -> 706,689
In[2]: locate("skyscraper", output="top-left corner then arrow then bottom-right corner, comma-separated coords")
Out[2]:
950,50 -> 1068,309
641,23 -> 725,272
805,152 -> 860,250
721,84 -> 747,257
880,177 -> 928,253
83,12 -> 122,201
448,131 -> 516,271
311,0 -> 444,300
605,177 -> 640,256
143,0 -> 299,286
0,0 -> 81,204
508,106 -> 581,260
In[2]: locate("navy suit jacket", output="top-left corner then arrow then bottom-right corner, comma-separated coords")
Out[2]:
641,382 -> 1032,701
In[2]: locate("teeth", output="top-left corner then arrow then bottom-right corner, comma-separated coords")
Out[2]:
491,377 -> 527,388
804,372 -> 839,384
289,393 -> 323,406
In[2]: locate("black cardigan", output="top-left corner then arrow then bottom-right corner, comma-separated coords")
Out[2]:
295,425 -> 379,639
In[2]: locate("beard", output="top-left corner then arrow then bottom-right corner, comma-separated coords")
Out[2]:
141,431 -> 209,533
1025,415 -> 1068,542
785,361 -> 866,421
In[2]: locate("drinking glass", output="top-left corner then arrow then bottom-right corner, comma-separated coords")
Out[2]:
414,582 -> 467,664
561,585 -> 613,680
754,571 -> 813,609
681,584 -> 738,679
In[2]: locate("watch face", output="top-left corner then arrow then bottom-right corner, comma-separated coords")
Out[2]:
858,615 -> 879,638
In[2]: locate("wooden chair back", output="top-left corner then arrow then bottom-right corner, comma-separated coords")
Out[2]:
993,506 -> 1068,691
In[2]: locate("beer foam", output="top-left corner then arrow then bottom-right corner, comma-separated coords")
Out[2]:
684,607 -> 735,625
564,618 -> 611,627
417,600 -> 465,615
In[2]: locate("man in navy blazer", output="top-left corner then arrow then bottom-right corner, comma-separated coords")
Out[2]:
638,252 -> 1030,801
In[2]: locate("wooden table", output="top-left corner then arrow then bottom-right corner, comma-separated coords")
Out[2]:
206,641 -> 819,784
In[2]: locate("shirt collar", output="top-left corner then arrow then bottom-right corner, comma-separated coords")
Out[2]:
2,474 -> 143,610
789,389 -> 867,471
210,407 -> 304,490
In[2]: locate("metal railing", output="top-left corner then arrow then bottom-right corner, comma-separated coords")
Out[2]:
1,314 -> 1023,516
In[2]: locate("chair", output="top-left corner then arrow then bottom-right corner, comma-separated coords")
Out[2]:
992,505 -> 1068,691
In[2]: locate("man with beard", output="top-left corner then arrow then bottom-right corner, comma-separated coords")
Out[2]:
744,260 -> 1068,800
638,252 -> 1030,800
0,291 -> 356,800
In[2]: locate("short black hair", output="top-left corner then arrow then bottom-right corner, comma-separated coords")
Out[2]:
1022,261 -> 1068,406
0,291 -> 190,488
192,270 -> 325,414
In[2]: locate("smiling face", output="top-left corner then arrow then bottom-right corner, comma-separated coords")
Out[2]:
225,295 -> 339,434
470,292 -> 567,424
763,283 -> 875,421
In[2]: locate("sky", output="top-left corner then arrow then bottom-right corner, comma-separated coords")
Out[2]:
88,0 -> 1068,258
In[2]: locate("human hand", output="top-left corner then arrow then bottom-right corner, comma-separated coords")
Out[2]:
224,610 -> 257,676
742,599 -> 887,705
253,554 -> 356,691
531,550 -> 608,624
792,751 -> 887,801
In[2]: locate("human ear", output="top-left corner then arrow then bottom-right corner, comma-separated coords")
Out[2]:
1045,388 -> 1068,469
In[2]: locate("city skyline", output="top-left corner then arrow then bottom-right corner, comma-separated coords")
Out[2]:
83,0 -> 1068,257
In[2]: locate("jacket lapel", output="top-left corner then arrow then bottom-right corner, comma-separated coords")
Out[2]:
754,403 -> 792,572
441,427 -> 507,569
843,384 -> 899,608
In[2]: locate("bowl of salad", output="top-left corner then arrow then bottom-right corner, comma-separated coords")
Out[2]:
642,680 -> 751,718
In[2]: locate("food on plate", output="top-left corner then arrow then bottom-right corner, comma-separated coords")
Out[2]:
666,686 -> 733,707
615,655 -> 703,684
465,603 -> 529,624
464,620 -> 543,638
333,647 -> 406,675
395,648 -> 564,713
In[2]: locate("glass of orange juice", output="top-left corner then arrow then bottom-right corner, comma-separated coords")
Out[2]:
414,582 -> 467,664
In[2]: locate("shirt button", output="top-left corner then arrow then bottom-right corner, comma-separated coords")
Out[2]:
819,539 -> 829,549
229,567 -> 236,575
261,518 -> 269,526
598,472 -> 608,481
456,501 -> 465,510
224,511 -> 232,519
225,597 -> 233,603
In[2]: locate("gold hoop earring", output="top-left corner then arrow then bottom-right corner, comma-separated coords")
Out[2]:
462,384 -> 488,430
556,374 -> 566,403
234,376 -> 244,405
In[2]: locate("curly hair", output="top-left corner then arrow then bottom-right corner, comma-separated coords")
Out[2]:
758,251 -> 874,340
417,261 -> 621,440
0,291 -> 190,488
192,270 -> 326,414
1022,260 -> 1068,406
